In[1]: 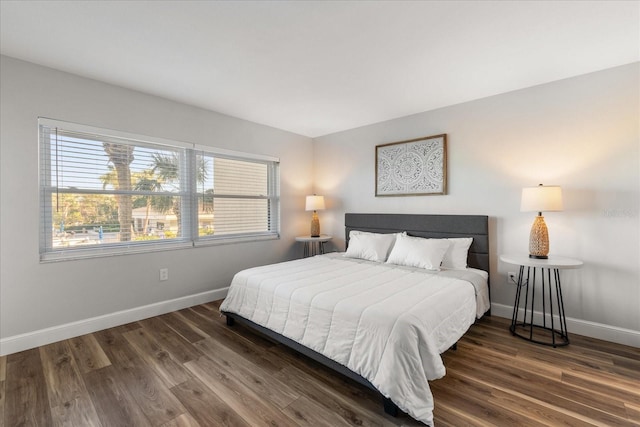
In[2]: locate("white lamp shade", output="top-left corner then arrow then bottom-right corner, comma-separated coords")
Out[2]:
521,185 -> 563,212
305,195 -> 325,211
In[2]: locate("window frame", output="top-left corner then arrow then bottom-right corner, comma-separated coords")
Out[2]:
38,118 -> 280,262
193,146 -> 281,247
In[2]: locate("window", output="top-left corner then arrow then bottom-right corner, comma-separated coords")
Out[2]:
39,118 -> 279,261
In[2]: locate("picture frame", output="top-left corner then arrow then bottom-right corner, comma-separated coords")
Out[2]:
375,134 -> 447,196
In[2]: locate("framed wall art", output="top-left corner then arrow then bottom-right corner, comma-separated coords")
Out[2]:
375,134 -> 447,196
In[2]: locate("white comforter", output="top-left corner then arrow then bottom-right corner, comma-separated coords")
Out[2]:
220,253 -> 490,426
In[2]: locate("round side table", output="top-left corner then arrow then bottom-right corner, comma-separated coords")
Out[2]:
500,254 -> 583,347
295,235 -> 332,257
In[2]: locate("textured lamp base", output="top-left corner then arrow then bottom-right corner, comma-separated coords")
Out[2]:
529,215 -> 549,259
310,211 -> 320,237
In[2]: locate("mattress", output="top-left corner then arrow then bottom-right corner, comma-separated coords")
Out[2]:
220,252 -> 490,425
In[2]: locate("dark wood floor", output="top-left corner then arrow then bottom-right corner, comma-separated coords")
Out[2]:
1,301 -> 639,426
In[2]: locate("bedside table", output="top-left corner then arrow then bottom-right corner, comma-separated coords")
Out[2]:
295,235 -> 332,257
500,254 -> 583,347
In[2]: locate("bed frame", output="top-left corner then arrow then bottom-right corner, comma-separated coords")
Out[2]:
222,213 -> 490,422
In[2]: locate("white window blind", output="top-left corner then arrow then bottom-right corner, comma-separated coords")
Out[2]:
39,118 -> 280,261
195,154 -> 279,241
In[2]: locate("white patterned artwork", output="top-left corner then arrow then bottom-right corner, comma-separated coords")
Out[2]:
375,134 -> 447,196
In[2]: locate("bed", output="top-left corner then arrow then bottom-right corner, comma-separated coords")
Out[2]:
220,213 -> 490,426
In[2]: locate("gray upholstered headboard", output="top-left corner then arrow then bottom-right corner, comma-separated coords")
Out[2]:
345,213 -> 490,274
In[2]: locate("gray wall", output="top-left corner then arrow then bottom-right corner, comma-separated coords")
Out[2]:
0,56 -> 313,343
314,63 -> 640,343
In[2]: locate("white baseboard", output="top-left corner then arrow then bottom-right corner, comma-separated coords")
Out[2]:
491,303 -> 640,348
0,288 -> 229,356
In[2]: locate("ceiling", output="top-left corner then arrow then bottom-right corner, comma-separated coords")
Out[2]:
1,1 -> 638,138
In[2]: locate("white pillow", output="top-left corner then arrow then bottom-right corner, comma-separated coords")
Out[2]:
344,231 -> 400,262
386,234 -> 451,270
441,237 -> 473,270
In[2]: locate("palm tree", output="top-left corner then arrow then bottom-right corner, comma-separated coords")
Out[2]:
133,170 -> 174,235
99,166 -> 118,190
151,153 -> 181,235
133,170 -> 164,235
152,153 -> 208,237
103,143 -> 134,241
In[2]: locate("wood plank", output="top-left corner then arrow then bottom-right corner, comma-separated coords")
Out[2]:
273,365 -> 403,427
624,402 -> 640,423
458,329 -> 520,357
176,308 -> 220,338
203,300 -> 221,310
123,327 -> 191,388
51,397 -> 103,427
282,395 -> 352,426
160,412 -> 202,427
562,366 -> 640,399
93,328 -> 139,370
0,355 -> 6,381
170,378 -> 250,427
93,327 -> 187,425
158,312 -> 209,344
0,380 -> 5,427
184,355 -> 294,426
194,336 -> 299,409
4,348 -> 53,426
83,365 -> 152,427
212,314 -> 277,349
561,371 -> 640,407
434,399 -> 513,427
455,340 -> 563,381
487,388 -> 603,427
39,340 -> 102,425
0,351 -> 6,426
116,321 -> 143,333
514,341 -> 615,373
193,307 -> 277,350
430,371 -> 543,427
183,311 -> 283,374
447,349 -> 633,426
138,316 -> 204,363
40,340 -> 88,406
611,357 -> 640,380
69,333 -> 111,374
189,304 -> 217,318
222,315 -> 402,423
570,333 -> 640,360
267,341 -> 394,420
120,362 -> 187,426
434,400 -> 494,427
189,304 -> 222,319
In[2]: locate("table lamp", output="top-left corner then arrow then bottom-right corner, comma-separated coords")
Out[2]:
305,195 -> 325,237
521,184 -> 563,259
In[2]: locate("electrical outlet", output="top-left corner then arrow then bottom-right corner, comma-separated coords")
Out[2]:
508,271 -> 518,285
159,268 -> 169,281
